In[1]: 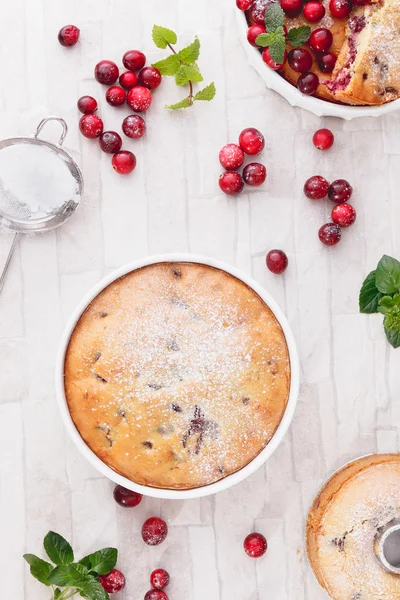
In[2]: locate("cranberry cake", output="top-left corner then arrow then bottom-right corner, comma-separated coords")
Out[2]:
64,262 -> 291,490
307,454 -> 400,599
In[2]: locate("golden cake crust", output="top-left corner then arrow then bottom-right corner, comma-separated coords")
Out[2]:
64,262 -> 291,490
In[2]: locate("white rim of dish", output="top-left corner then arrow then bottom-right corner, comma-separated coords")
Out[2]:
55,253 -> 300,500
236,8 -> 400,119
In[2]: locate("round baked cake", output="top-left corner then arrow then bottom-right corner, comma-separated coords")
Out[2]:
64,262 -> 291,490
307,454 -> 400,600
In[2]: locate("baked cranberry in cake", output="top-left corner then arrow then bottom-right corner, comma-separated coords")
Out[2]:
297,72 -> 319,94
329,0 -> 352,18
303,1 -> 326,22
318,52 -> 337,73
281,0 -> 303,17
309,28 -> 333,53
288,48 -> 313,73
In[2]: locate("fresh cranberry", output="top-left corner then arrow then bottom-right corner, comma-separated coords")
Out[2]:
328,179 -> 353,204
106,86 -> 126,107
144,591 -> 168,600
297,72 -> 319,95
139,67 -> 162,90
95,60 -> 119,85
266,250 -> 288,274
237,0 -> 253,9
113,485 -> 143,506
262,47 -> 287,70
329,0 -> 352,17
123,50 -> 146,72
127,86 -> 152,112
244,533 -> 268,558
331,203 -> 356,227
303,1 -> 325,21
119,71 -> 139,89
58,25 -> 80,47
142,517 -> 168,546
79,114 -> 103,139
318,223 -> 342,246
122,115 -> 146,139
112,151 -> 137,175
251,0 -> 272,24
150,569 -> 170,590
309,28 -> 333,53
243,163 -> 267,186
247,24 -> 266,46
313,128 -> 334,150
281,0 -> 303,17
219,172 -> 245,195
304,175 -> 329,199
288,48 -> 313,73
98,569 -> 126,593
219,144 -> 245,170
239,128 -> 265,155
99,131 -> 123,154
318,51 -> 337,73
77,96 -> 98,114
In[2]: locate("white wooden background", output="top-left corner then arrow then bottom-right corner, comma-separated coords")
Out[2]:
1,0 -> 399,598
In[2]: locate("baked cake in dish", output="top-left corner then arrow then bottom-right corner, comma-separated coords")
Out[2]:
64,262 -> 291,490
307,454 -> 400,599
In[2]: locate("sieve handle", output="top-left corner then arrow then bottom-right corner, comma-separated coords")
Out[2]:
0,233 -> 18,293
34,116 -> 68,146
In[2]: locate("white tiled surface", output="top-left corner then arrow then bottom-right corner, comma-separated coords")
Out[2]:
1,0 -> 400,599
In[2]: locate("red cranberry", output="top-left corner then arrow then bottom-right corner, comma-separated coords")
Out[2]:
353,0 -> 369,5
219,172 -> 245,195
237,0 -> 253,9
239,127 -> 265,155
244,533 -> 268,558
281,0 -> 303,17
113,485 -> 143,507
77,96 -> 98,114
243,163 -> 267,186
112,151 -> 137,175
219,144 -> 245,170
142,517 -> 168,546
313,128 -> 334,150
247,24 -> 266,46
329,0 -> 352,17
95,60 -> 119,85
303,1 -> 326,21
123,50 -> 146,72
119,71 -> 139,89
99,131 -> 123,154
150,569 -> 170,590
318,222 -> 342,246
98,569 -> 126,593
328,179 -> 353,204
309,28 -> 333,53
331,203 -> 356,227
288,48 -> 313,73
304,175 -> 329,199
106,86 -> 126,107
144,591 -> 168,600
79,114 -> 103,139
139,67 -> 162,90
58,25 -> 80,47
266,250 -> 288,274
297,72 -> 319,95
251,0 -> 272,24
127,86 -> 152,112
122,115 -> 146,139
262,47 -> 287,70
318,51 -> 337,73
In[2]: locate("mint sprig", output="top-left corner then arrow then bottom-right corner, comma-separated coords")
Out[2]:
256,5 -> 311,64
151,25 -> 216,109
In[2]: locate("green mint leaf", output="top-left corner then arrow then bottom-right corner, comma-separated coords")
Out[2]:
48,565 -> 75,587
194,82 -> 216,101
177,37 -> 200,64
265,3 -> 285,32
376,255 -> 400,294
44,532 -> 74,566
268,34 -> 286,64
359,270 -> 383,313
175,65 -> 190,86
79,548 -> 118,575
152,25 -> 177,49
23,554 -> 53,586
378,294 -> 400,314
383,305 -> 400,348
255,32 -> 278,47
54,589 -> 62,599
152,54 -> 180,76
77,575 -> 110,600
175,64 -> 203,86
165,97 -> 193,109
287,25 -> 311,47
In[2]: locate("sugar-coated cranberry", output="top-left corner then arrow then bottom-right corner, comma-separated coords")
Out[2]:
144,591 -> 168,600
331,203 -> 356,227
119,71 -> 139,89
150,569 -> 170,590
243,163 -> 267,186
318,222 -> 342,246
281,0 -> 303,17
77,96 -> 98,114
139,67 -> 162,90
247,24 -> 266,46
122,115 -> 146,139
313,128 -> 334,150
127,86 -> 152,112
106,86 -> 126,107
297,72 -> 319,95
58,25 -> 80,47
329,0 -> 352,17
219,144 -> 245,170
309,28 -> 333,53
266,250 -> 288,274
328,179 -> 353,204
262,47 -> 287,70
288,48 -> 313,73
237,0 -> 253,9
123,50 -> 146,72
98,569 -> 126,593
303,1 -> 326,21
113,485 -> 143,507
112,151 -> 137,175
239,127 -> 265,155
142,517 -> 168,546
95,60 -> 119,85
219,172 -> 245,195
79,114 -> 103,138
99,131 -> 123,154
318,51 -> 337,73
244,533 -> 268,558
304,175 -> 329,199
251,0 -> 272,24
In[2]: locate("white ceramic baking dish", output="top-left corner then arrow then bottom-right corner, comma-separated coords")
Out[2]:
55,254 -> 300,500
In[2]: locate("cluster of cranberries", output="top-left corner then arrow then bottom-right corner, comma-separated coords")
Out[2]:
219,128 -> 267,195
